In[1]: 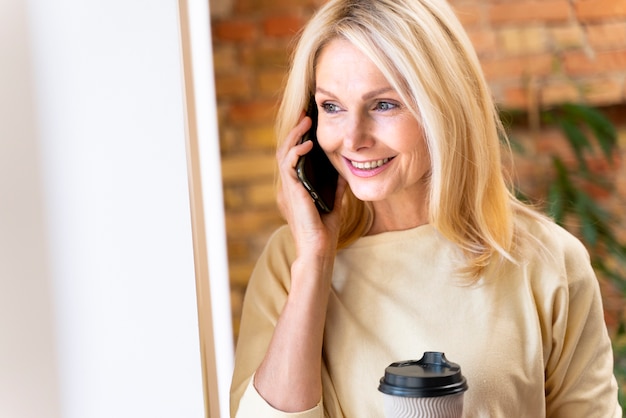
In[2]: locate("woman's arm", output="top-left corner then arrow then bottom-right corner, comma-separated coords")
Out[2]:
253,253 -> 335,412
230,225 -> 336,417
231,114 -> 347,415
544,236 -> 622,417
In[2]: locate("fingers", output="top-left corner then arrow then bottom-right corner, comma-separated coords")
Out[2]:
276,115 -> 313,163
276,116 -> 314,191
275,115 -> 347,256
276,115 -> 317,222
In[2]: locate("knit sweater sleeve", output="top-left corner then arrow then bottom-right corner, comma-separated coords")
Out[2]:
230,226 -> 325,418
236,375 -> 323,418
543,229 -> 621,417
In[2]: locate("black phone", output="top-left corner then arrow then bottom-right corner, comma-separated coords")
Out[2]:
295,98 -> 339,213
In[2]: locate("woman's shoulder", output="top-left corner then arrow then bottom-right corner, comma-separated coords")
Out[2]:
254,224 -> 297,272
512,209 -> 593,282
265,224 -> 294,246
515,210 -> 587,253
243,225 -> 297,296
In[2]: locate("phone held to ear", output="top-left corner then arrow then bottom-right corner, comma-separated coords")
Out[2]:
295,98 -> 339,213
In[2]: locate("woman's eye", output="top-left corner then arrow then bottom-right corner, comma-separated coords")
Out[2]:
375,101 -> 397,111
321,103 -> 340,113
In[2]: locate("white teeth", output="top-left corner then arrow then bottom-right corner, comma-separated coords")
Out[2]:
351,158 -> 390,170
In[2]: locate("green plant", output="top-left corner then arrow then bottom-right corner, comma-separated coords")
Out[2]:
502,103 -> 626,408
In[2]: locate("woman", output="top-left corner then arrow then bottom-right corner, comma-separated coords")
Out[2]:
230,0 -> 622,416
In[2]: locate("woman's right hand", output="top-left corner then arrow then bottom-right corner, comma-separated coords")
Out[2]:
275,112 -> 347,260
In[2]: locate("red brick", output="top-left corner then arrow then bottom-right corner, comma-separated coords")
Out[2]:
221,153 -> 276,183
218,127 -> 239,155
582,154 -> 619,200
582,78 -> 626,106
255,70 -> 287,97
223,187 -> 246,211
236,0 -> 313,14
581,178 -> 613,200
248,182 -> 279,207
212,20 -> 258,42
586,22 -> 626,51
228,100 -> 278,124
209,0 -> 232,18
534,129 -> 575,162
229,262 -> 255,287
502,86 -> 530,109
452,3 -> 483,28
216,102 -> 229,128
466,28 -> 498,57
498,27 -> 549,55
488,1 -> 571,25
481,54 -> 554,81
563,50 -> 626,76
540,82 -> 580,106
240,45 -> 290,70
225,209 -> 282,235
587,154 -> 618,177
263,15 -> 305,37
549,25 -> 585,50
215,74 -> 251,99
212,45 -> 238,75
575,0 -> 626,22
241,125 -> 276,151
600,279 -> 625,335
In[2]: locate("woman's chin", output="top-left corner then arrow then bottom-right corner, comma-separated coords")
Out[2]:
348,187 -> 386,203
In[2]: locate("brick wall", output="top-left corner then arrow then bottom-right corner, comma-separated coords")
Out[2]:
211,0 -> 626,339
454,0 -> 626,107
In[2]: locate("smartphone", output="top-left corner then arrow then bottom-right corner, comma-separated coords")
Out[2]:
295,98 -> 339,213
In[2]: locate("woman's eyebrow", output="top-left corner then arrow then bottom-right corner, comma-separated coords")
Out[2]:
315,86 -> 395,101
361,87 -> 394,100
315,87 -> 337,99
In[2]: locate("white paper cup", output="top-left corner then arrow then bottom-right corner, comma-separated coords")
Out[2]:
382,392 -> 465,418
378,352 -> 468,418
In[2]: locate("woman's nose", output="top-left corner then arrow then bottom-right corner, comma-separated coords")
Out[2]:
342,111 -> 374,151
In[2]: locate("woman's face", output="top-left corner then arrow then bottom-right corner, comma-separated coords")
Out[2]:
314,38 -> 430,211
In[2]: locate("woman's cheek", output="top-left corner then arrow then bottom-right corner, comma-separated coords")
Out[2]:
316,124 -> 336,152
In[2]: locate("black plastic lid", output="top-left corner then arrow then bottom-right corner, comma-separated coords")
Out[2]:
378,352 -> 468,398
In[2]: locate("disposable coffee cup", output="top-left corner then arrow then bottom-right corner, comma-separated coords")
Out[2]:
378,352 -> 468,418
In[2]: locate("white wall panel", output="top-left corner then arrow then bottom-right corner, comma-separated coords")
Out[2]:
0,0 -> 224,416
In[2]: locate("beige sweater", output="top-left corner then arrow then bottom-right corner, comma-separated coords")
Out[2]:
230,216 -> 621,417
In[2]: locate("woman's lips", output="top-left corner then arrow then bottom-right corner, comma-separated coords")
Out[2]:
345,156 -> 394,177
350,158 -> 390,170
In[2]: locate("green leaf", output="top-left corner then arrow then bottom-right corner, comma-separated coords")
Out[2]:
547,183 -> 564,223
563,103 -> 617,160
548,157 -> 575,223
560,119 -> 591,170
576,196 -> 598,246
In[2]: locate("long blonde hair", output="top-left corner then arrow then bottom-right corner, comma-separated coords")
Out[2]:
277,0 -> 537,278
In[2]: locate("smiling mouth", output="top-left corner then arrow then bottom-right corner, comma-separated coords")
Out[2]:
350,157 -> 392,170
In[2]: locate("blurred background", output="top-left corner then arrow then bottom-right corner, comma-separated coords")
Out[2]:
211,0 -> 626,404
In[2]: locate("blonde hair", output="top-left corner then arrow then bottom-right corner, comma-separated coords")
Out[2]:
276,0 -> 538,278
